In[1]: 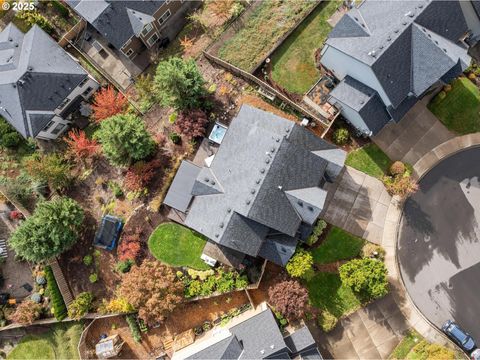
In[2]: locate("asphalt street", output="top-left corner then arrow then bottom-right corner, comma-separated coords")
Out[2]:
397,147 -> 480,341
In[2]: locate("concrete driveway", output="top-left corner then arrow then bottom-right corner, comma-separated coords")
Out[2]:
310,295 -> 409,359
398,147 -> 480,340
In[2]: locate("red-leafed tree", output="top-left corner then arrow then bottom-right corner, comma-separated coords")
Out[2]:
124,159 -> 162,192
175,109 -> 209,139
118,228 -> 142,261
268,279 -> 309,321
65,130 -> 100,161
91,86 -> 128,122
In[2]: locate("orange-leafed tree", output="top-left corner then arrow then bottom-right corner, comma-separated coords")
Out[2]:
91,86 -> 127,122
65,130 -> 100,161
208,0 -> 235,20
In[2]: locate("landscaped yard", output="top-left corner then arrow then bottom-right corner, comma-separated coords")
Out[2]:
306,271 -> 361,318
7,323 -> 83,360
218,0 -> 317,72
428,77 -> 480,135
345,143 -> 391,179
270,0 -> 341,94
311,227 -> 364,264
148,223 -> 209,270
389,330 -> 422,360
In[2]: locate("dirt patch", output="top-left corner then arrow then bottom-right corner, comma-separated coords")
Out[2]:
248,262 -> 285,307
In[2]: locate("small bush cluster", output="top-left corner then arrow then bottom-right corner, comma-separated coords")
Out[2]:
182,268 -> 248,299
383,161 -> 418,199
410,340 -> 455,360
318,310 -> 338,332
339,258 -> 389,300
361,243 -> 386,260
115,259 -> 134,274
102,298 -> 134,314
16,11 -> 53,33
67,292 -> 93,320
118,228 -> 142,262
286,249 -> 313,278
10,300 -> 42,325
108,181 -> 123,198
268,279 -> 308,321
0,117 -> 22,149
169,132 -> 181,144
126,314 -> 142,342
333,128 -> 350,145
124,160 -> 162,192
23,152 -> 72,191
45,266 -> 67,320
306,219 -> 327,246
65,130 -> 100,162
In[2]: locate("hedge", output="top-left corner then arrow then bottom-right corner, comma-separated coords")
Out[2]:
126,314 -> 141,342
45,266 -> 68,321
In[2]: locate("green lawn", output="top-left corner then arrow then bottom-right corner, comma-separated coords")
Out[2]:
270,0 -> 341,94
345,143 -> 391,179
307,272 -> 361,318
148,223 -> 209,270
218,1 -> 316,72
311,227 -> 365,264
428,77 -> 480,135
8,323 -> 83,360
389,330 -> 422,360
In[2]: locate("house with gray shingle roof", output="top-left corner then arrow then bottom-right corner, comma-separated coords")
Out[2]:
321,0 -> 480,136
164,105 -> 346,268
66,0 -> 197,65
172,303 -> 322,360
0,23 -> 99,140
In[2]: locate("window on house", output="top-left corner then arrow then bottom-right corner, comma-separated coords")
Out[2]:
82,87 -> 93,96
141,23 -> 153,37
158,9 -> 171,26
51,123 -> 65,135
43,121 -> 55,132
147,33 -> 159,47
57,98 -> 70,110
79,77 -> 89,87
121,39 -> 132,50
124,48 -> 135,57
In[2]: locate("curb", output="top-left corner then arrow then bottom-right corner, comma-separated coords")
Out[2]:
382,134 -> 480,347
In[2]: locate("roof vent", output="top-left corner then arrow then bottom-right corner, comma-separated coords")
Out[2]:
297,201 -> 303,207
211,181 -> 216,185
379,45 -> 384,49
285,128 -> 290,133
271,147 -> 275,153
354,16 -> 358,21
387,36 -> 391,41
394,29 -> 399,34
260,350 -> 265,355
265,158 -> 270,164
405,11 -> 412,16
14,43 -> 18,47
219,223 -> 224,228
215,233 -> 219,238
368,50 -> 376,57
256,179 -> 261,184
276,137 -> 280,142
308,206 -> 314,211
434,40 -> 439,45
260,168 -> 265,174
227,208 -> 232,213
360,100 -> 365,105
250,189 -> 255,194
12,84 -> 16,88
402,21 -> 407,26
443,48 -> 447,52
278,185 -> 283,190
8,37 -> 12,42
270,345 -> 275,349
419,4 -> 424,8
246,199 -> 251,205
204,177 -> 209,182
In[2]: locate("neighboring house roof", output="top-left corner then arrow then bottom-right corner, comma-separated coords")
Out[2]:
181,307 -> 321,360
170,105 -> 345,265
325,0 -> 471,108
329,76 -> 391,135
66,0 -> 165,49
0,24 -> 88,137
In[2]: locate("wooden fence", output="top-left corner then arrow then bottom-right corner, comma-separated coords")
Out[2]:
203,51 -> 331,129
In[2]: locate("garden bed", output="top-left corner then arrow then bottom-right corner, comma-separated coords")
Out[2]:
218,0 -> 318,72
270,0 -> 341,94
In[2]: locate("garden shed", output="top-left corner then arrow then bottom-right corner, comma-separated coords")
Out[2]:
95,334 -> 124,359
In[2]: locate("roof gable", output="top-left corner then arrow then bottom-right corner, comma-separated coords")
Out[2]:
329,13 -> 370,38
126,8 -> 155,36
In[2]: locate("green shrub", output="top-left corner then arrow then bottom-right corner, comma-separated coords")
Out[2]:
115,259 -> 134,273
318,310 -> 338,332
169,112 -> 178,124
108,181 -> 124,198
83,255 -> 93,266
184,268 -> 248,298
52,0 -> 69,17
286,249 -> 313,278
437,90 -> 447,100
306,220 -> 327,246
45,266 -> 67,320
169,132 -> 181,144
67,292 -> 93,320
339,258 -> 388,300
409,340 -> 455,360
0,117 -> 22,149
89,273 -> 98,283
333,128 -> 350,145
126,315 -> 142,342
16,11 -> 53,34
389,161 -> 406,176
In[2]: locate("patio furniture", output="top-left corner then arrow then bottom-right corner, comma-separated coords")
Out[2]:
0,239 -> 7,259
